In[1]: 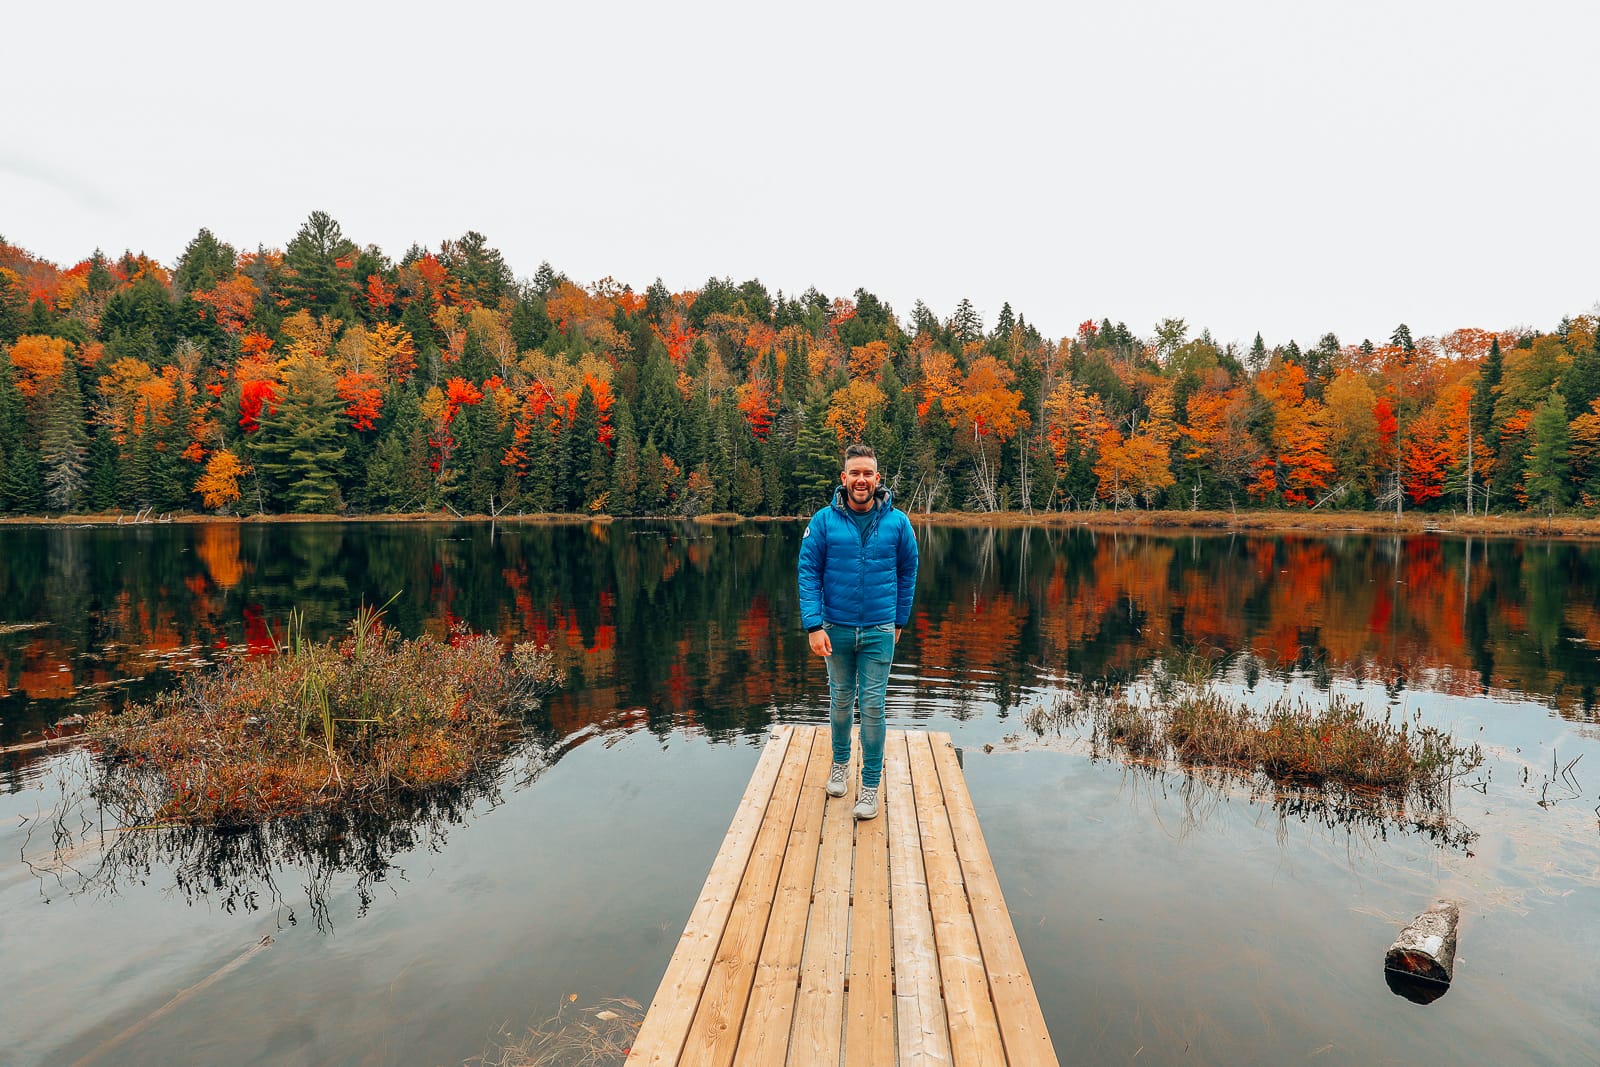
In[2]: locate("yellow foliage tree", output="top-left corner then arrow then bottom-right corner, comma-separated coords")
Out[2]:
825,379 -> 887,442
195,449 -> 251,511
278,310 -> 341,366
366,322 -> 417,382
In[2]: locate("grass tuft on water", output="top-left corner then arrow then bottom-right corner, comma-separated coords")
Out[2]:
1028,669 -> 1482,806
1166,693 -> 1475,790
86,605 -> 563,828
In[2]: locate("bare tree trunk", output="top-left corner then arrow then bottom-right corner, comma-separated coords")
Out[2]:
969,427 -> 1000,511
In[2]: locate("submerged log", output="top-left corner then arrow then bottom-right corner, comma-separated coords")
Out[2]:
1385,899 -> 1460,987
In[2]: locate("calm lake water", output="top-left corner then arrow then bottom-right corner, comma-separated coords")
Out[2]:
2,521 -> 1598,1065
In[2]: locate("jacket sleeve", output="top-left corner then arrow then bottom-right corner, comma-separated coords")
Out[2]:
895,514 -> 918,627
797,512 -> 827,631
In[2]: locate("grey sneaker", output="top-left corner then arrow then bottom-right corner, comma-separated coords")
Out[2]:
853,786 -> 880,820
826,762 -> 849,798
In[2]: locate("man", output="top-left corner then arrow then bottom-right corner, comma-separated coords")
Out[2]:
796,443 -> 919,820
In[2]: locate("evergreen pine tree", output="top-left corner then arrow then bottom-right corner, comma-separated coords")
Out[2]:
609,397 -> 641,515
1523,386 -> 1571,514
569,383 -> 609,510
359,386 -> 429,511
250,361 -> 347,512
0,270 -> 29,346
760,431 -> 790,515
446,400 -> 485,512
173,228 -> 238,296
460,323 -> 496,383
522,422 -> 557,513
677,380 -> 712,474
1564,343 -> 1600,418
636,349 -> 681,456
282,211 -> 356,315
707,402 -> 737,513
951,299 -> 982,345
39,365 -> 89,510
86,426 -> 119,511
360,432 -> 408,511
637,436 -> 664,513
121,424 -> 155,508
876,361 -> 916,490
443,230 -> 512,307
792,400 -> 840,508
782,333 -> 808,406
1473,337 -> 1503,448
1247,333 -> 1267,375
0,355 -> 21,510
992,302 -> 1015,343
551,418 -> 576,512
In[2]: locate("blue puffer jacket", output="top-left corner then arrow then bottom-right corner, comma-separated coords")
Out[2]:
797,486 -> 919,630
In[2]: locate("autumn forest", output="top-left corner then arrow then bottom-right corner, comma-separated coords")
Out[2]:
2,212 -> 1598,518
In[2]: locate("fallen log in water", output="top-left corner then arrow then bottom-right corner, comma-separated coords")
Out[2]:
1385,899 -> 1459,990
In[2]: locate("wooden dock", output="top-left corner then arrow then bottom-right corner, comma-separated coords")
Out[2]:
627,724 -> 1058,1066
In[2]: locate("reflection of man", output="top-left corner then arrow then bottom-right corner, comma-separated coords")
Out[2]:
797,444 -> 919,820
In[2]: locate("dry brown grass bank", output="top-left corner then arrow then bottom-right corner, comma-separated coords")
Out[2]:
7,506 -> 1599,540
912,507 -> 1600,540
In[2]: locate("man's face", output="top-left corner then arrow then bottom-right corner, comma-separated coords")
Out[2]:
841,457 -> 880,511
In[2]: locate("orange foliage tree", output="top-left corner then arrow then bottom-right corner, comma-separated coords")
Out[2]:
1251,360 -> 1335,506
735,380 -> 775,440
195,450 -> 252,511
336,372 -> 383,431
9,334 -> 70,399
953,356 -> 1031,441
192,274 -> 258,334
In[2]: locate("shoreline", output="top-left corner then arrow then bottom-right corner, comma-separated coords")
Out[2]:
1,507 -> 1597,539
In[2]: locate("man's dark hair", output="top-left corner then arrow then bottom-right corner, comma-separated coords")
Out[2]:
843,443 -> 877,466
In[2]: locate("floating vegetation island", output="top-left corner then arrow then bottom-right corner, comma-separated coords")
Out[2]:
86,603 -> 563,828
1024,663 -> 1484,845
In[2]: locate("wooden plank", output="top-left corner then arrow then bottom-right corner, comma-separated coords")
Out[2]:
732,726 -> 831,1067
629,725 -> 796,1067
930,735 -> 1059,1066
906,731 -> 1006,1067
884,731 -> 950,1065
844,734 -> 894,1067
680,729 -> 814,1067
787,727 -> 858,1066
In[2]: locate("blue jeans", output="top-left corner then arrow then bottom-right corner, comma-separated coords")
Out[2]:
824,623 -> 895,788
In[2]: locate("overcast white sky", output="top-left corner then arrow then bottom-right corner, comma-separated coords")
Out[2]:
3,1 -> 1596,350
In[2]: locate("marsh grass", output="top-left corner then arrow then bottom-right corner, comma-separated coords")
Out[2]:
472,997 -> 644,1067
1026,667 -> 1482,812
85,606 -> 563,828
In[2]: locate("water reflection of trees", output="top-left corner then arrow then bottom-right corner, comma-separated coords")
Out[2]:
5,523 -> 1600,753
30,735 -> 560,931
